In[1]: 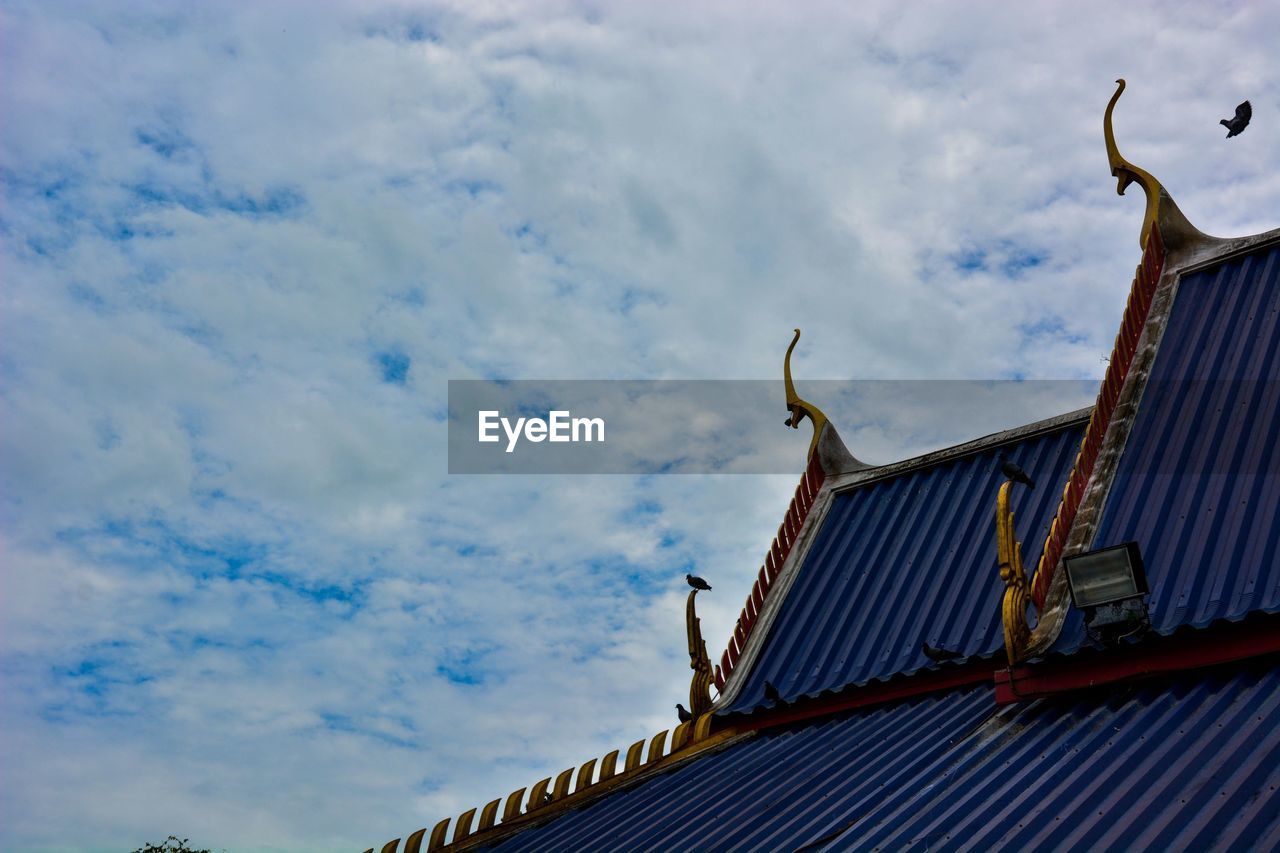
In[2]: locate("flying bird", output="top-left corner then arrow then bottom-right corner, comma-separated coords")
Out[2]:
1220,100 -> 1252,138
998,454 -> 1036,489
922,641 -> 963,662
763,680 -> 782,705
686,574 -> 712,591
676,703 -> 693,723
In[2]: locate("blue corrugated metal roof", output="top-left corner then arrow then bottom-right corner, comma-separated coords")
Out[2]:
484,661 -> 1280,852
721,422 -> 1085,713
1056,241 -> 1280,655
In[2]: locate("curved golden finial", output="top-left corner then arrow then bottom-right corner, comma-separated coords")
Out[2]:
1104,79 -> 1165,249
784,329 -> 829,458
685,590 -> 714,718
1104,79 -> 1210,250
996,480 -> 1033,664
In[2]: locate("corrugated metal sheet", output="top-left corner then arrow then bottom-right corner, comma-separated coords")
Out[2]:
721,423 -> 1085,713
484,662 -> 1280,852
1056,241 -> 1280,654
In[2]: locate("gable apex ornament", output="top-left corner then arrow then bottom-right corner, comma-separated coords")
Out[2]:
1105,79 -> 1209,250
783,329 -> 868,474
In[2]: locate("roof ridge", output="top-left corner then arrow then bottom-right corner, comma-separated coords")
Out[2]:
823,406 -> 1094,494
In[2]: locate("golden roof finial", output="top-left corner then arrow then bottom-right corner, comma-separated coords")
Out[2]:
685,589 -> 714,719
1104,79 -> 1163,249
995,480 -> 1033,665
784,328 -> 830,458
1104,79 -> 1207,250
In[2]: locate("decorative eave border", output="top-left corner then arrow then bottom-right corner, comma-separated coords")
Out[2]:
362,718 -> 746,853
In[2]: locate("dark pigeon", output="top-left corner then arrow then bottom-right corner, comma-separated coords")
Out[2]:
1221,100 -> 1252,138
763,681 -> 782,705
922,641 -> 963,662
686,574 -> 712,591
676,703 -> 693,723
998,454 -> 1035,489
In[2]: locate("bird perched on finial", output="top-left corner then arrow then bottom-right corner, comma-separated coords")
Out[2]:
1221,100 -> 1252,138
676,703 -> 692,723
998,454 -> 1035,489
686,574 -> 712,591
763,680 -> 782,705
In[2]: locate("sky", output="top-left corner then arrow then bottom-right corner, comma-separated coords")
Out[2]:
1,1 -> 1277,850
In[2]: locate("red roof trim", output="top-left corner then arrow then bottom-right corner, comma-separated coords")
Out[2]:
733,616 -> 1280,734
738,659 -> 999,733
995,614 -> 1280,703
1032,223 -> 1167,608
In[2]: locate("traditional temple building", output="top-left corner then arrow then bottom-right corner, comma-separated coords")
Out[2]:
364,80 -> 1280,852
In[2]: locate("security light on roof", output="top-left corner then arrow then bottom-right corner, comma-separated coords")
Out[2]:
1064,541 -> 1150,640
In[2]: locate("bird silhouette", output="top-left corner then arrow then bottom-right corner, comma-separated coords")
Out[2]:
998,454 -> 1035,489
686,574 -> 712,591
1221,100 -> 1252,138
676,703 -> 693,723
763,680 -> 782,704
922,641 -> 963,662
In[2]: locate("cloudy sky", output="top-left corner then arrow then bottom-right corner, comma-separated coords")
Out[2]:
2,1 -> 1277,850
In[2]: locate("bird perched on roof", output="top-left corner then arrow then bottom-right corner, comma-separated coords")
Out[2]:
763,680 -> 782,705
1221,100 -> 1252,138
922,641 -> 963,662
676,703 -> 692,723
686,574 -> 712,591
998,454 -> 1035,489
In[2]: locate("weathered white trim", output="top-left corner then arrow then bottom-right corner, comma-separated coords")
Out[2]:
712,475 -> 837,710
825,407 -> 1094,495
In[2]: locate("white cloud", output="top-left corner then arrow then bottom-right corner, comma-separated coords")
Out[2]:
2,0 -> 1278,849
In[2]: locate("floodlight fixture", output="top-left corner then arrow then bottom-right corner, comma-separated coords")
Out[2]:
1063,541 -> 1150,638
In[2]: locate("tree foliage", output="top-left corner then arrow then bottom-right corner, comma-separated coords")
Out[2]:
132,836 -> 212,853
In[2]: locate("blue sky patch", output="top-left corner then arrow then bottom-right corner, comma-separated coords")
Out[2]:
952,247 -> 987,272
135,125 -> 197,161
67,281 -> 108,311
949,242 -> 1049,278
376,349 -> 411,385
